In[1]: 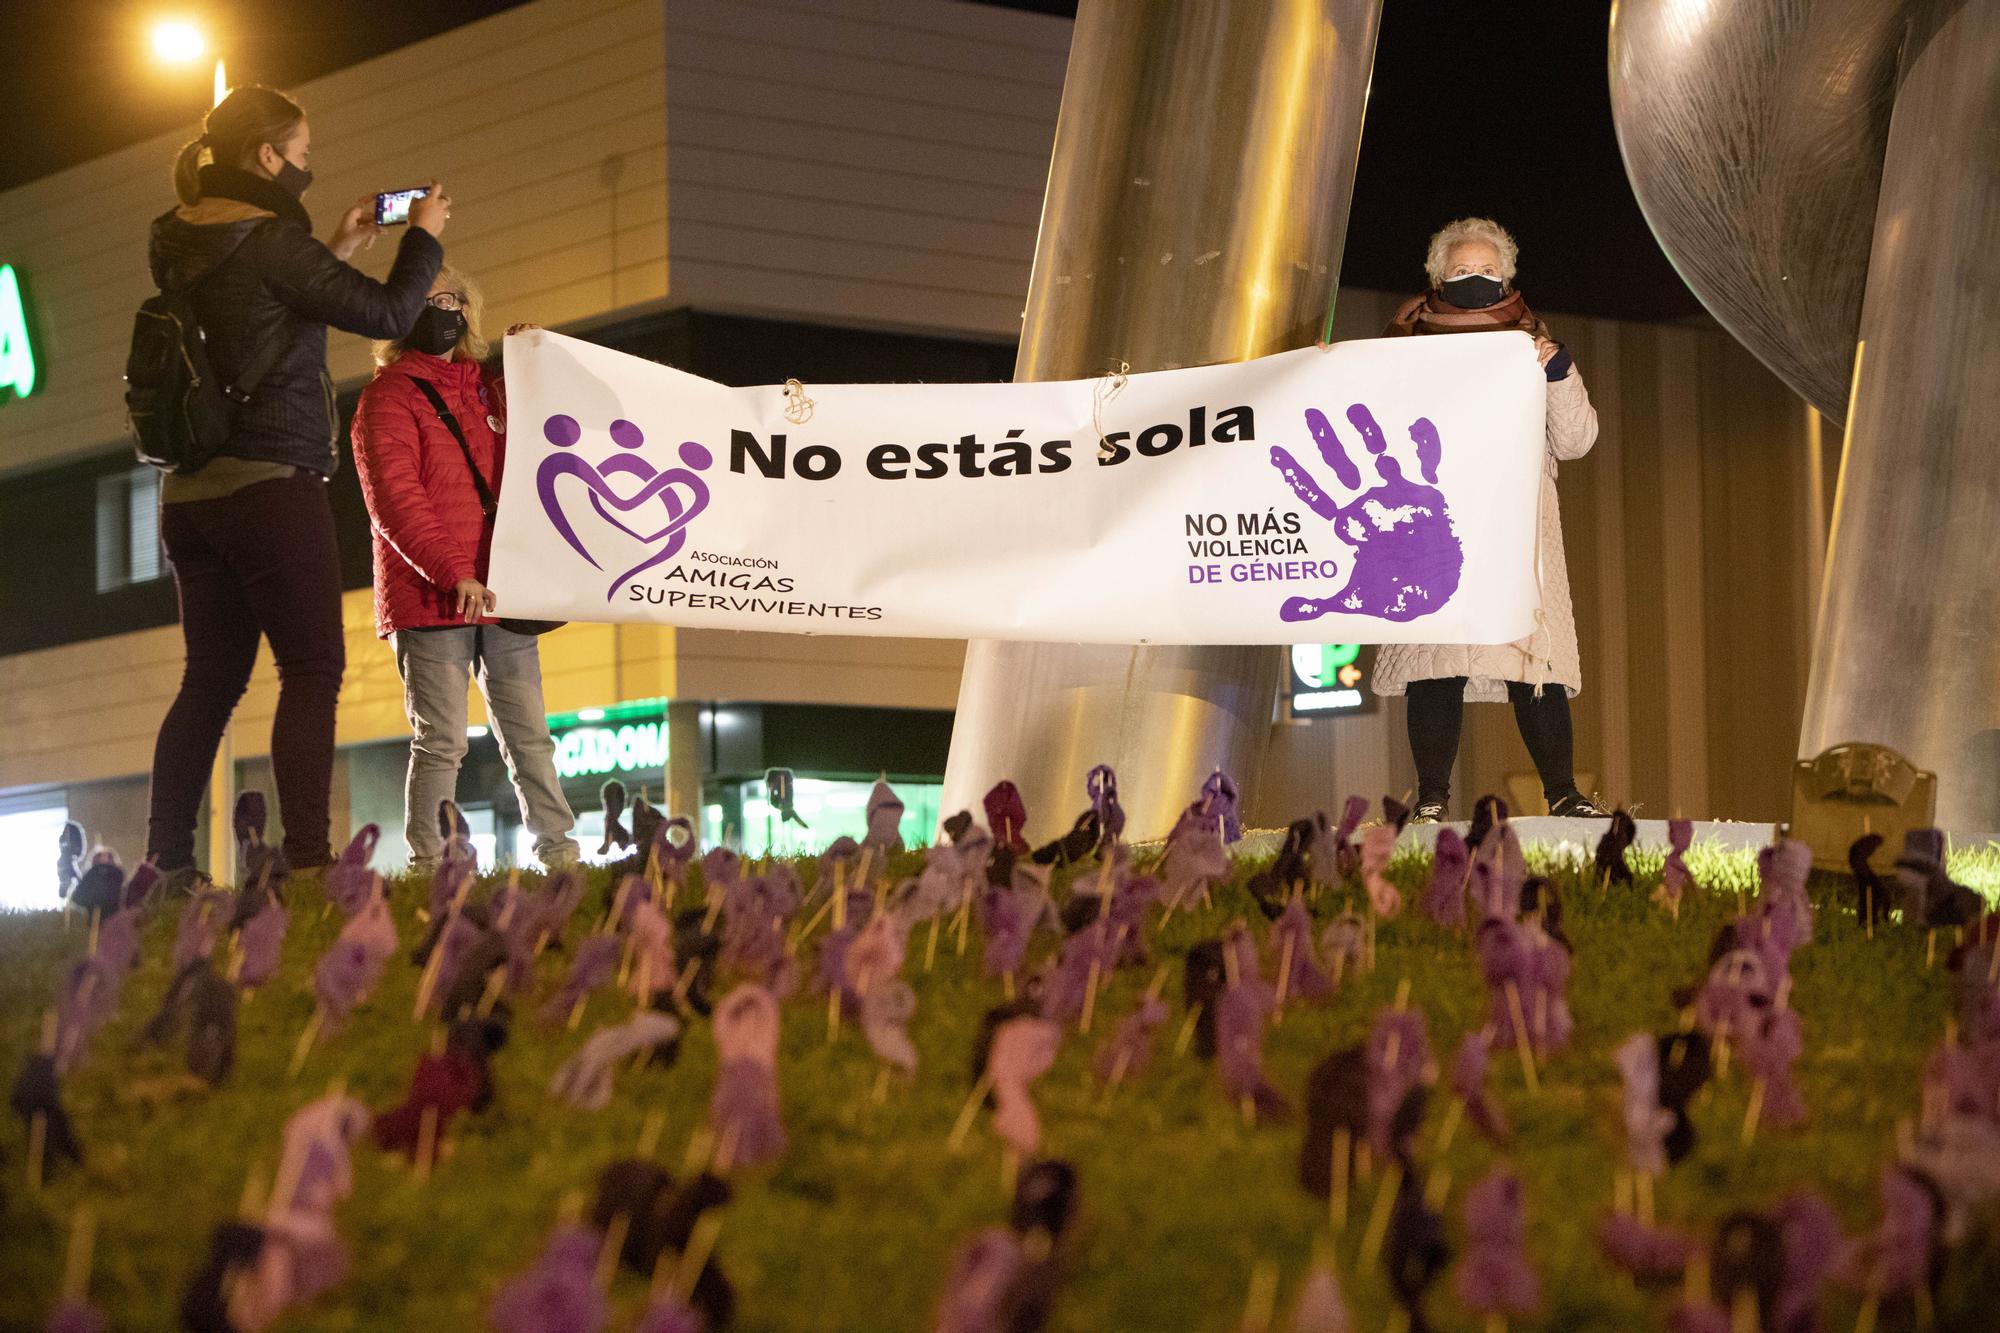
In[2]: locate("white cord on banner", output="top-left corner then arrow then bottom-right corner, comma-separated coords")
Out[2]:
1093,360 -> 1130,460
782,378 -> 815,424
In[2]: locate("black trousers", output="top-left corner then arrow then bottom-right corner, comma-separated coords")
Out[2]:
148,473 -> 346,871
1405,676 -> 1577,807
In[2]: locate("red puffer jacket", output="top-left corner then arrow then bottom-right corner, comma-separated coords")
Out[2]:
351,350 -> 508,636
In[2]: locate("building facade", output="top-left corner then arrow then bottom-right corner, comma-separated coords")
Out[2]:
0,0 -> 1832,906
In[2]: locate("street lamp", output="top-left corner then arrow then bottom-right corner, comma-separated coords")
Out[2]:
151,19 -> 204,63
150,18 -> 227,106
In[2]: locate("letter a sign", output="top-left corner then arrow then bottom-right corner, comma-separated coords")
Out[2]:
0,264 -> 37,401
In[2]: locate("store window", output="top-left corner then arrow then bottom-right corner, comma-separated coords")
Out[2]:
703,775 -> 944,858
95,465 -> 165,593
0,798 -> 72,911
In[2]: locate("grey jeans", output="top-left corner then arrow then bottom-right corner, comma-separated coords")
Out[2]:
392,624 -> 580,872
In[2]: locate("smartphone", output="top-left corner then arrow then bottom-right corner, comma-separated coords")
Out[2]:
373,186 -> 430,226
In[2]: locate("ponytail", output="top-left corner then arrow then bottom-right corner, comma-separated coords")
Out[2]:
171,134 -> 209,206
171,86 -> 306,205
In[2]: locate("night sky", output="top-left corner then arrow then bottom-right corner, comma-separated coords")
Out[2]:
0,0 -> 1699,324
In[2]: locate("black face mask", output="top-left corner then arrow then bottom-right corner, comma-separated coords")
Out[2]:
1441,273 -> 1506,309
407,307 -> 467,358
269,152 -> 313,199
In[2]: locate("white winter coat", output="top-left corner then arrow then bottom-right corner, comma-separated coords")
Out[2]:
1374,368 -> 1598,702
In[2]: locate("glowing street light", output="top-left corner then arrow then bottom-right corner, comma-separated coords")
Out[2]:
151,19 -> 205,64
150,19 -> 227,107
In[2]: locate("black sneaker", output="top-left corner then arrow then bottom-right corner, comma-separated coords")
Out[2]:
1409,800 -> 1449,826
1548,792 -> 1609,818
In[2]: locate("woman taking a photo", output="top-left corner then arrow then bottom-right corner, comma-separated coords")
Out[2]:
1375,216 -> 1607,823
145,85 -> 448,880
351,268 -> 580,875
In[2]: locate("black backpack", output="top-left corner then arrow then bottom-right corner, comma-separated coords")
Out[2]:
124,224 -> 283,473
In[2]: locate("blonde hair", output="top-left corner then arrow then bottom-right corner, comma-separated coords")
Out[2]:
1423,217 -> 1519,289
372,264 -> 491,366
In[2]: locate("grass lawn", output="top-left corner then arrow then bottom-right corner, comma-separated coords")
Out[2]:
1,834 -> 1995,1331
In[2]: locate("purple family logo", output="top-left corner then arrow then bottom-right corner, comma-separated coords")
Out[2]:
1266,402 -> 1463,622
536,414 -> 714,600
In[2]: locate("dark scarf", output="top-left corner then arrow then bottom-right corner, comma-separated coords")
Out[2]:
195,162 -> 313,232
1384,287 -> 1551,341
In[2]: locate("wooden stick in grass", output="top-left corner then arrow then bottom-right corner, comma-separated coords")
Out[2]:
475,967 -> 508,1021
789,893 -> 835,954
1852,1278 -> 1882,1333
946,1074 -> 994,1152
1359,1160 -> 1405,1268
637,1110 -> 667,1159
1079,958 -> 1103,1034
27,1010 -> 56,1192
1742,1078 -> 1766,1146
1273,932 -> 1296,1014
673,1211 -> 725,1304
1433,1095 -> 1464,1158
924,915 -> 941,973
603,877 -> 636,936
26,1112 -> 45,1194
1173,1005 -> 1202,1058
955,879 -> 975,957
1240,1258 -> 1279,1333
596,1211 -> 632,1290
62,1205 -> 96,1308
415,1105 -> 439,1181
1503,981 -> 1539,1093
1100,1047 -> 1134,1105
1682,1249 -> 1710,1318
712,1119 -> 744,1178
681,1127 -> 716,1177
1330,1125 -> 1351,1231
289,1008 -> 325,1078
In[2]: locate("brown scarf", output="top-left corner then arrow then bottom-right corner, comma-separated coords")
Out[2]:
1383,288 -> 1551,341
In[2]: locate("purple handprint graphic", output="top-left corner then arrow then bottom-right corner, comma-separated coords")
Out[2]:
1267,403 -> 1462,622
536,414 -> 714,600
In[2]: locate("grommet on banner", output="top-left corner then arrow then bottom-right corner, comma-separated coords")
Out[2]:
782,378 -> 815,424
1093,360 -> 1130,460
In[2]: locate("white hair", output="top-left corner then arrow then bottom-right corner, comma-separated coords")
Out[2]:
1424,217 -> 1519,288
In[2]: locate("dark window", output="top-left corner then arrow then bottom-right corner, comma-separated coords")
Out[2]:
93,465 -> 165,593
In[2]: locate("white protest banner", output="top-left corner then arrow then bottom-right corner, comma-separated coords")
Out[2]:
487,329 -> 1547,645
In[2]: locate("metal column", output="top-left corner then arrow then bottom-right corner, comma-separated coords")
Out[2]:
941,0 -> 1384,841
1800,1 -> 2000,829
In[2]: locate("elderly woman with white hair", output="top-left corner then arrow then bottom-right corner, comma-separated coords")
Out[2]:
1376,217 -> 1605,823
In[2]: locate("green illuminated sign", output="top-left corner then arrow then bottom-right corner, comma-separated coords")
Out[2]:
553,721 -> 667,779
1290,643 -> 1359,689
1288,643 -> 1370,715
548,698 -> 669,779
0,265 -> 35,401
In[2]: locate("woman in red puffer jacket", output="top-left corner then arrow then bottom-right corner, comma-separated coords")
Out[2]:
351,264 -> 579,874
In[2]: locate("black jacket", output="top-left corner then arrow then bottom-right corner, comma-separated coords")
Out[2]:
147,165 -> 443,476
